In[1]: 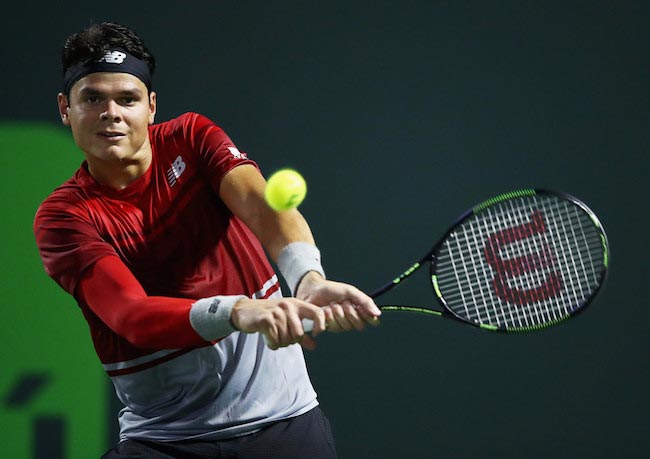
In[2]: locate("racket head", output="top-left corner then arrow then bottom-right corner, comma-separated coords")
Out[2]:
429,189 -> 609,332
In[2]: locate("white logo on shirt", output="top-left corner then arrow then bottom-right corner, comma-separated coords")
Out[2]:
98,50 -> 127,64
166,156 -> 186,187
227,147 -> 246,159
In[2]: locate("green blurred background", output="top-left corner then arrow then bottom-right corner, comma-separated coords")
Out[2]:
1,1 -> 648,457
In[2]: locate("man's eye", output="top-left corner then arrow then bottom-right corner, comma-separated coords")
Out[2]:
122,97 -> 135,104
87,96 -> 100,104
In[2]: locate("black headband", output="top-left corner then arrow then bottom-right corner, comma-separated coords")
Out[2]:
63,48 -> 152,95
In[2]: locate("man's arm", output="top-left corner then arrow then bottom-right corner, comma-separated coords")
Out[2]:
78,255 -> 328,351
219,164 -> 381,336
219,164 -> 315,260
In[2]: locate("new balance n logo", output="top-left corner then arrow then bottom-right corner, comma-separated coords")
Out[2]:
98,50 -> 126,64
166,156 -> 186,187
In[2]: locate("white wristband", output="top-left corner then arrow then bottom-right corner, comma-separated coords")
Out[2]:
277,242 -> 326,296
189,295 -> 247,340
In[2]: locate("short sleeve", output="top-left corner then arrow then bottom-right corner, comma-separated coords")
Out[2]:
177,112 -> 259,191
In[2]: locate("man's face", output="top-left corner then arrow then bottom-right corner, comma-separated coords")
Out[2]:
58,72 -> 156,165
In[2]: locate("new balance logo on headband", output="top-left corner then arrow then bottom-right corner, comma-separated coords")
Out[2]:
98,50 -> 127,64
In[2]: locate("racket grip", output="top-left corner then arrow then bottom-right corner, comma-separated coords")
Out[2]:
302,318 -> 314,332
262,318 -> 314,346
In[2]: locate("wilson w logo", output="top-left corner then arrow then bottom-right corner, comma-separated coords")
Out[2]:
483,211 -> 562,305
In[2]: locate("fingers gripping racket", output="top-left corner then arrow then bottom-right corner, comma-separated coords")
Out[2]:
307,189 -> 609,333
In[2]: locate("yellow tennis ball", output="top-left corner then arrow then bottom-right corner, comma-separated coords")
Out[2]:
264,169 -> 307,211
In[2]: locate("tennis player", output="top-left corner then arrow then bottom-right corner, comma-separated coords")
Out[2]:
34,22 -> 380,458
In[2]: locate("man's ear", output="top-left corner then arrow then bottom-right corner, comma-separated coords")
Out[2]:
148,91 -> 157,125
57,93 -> 71,127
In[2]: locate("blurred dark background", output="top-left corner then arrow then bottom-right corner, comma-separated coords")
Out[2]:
1,1 -> 648,457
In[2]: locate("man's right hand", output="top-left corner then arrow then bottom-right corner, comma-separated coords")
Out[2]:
231,298 -> 327,350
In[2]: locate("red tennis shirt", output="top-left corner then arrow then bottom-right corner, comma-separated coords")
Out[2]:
34,112 -> 280,368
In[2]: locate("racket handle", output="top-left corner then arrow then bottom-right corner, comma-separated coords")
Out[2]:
302,318 -> 314,333
262,318 -> 314,346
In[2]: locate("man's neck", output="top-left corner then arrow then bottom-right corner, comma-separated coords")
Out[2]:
87,152 -> 152,190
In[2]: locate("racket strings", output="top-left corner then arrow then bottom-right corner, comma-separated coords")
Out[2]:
434,194 -> 606,330
437,208 -> 600,293
433,207 -> 602,254
498,197 -> 600,326
487,197 -> 596,327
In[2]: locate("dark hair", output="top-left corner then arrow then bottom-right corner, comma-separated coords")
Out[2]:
61,22 -> 156,78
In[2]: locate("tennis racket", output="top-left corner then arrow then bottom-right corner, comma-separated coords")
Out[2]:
305,188 -> 609,333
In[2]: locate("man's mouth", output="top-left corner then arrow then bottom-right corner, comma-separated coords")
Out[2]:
99,131 -> 125,138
